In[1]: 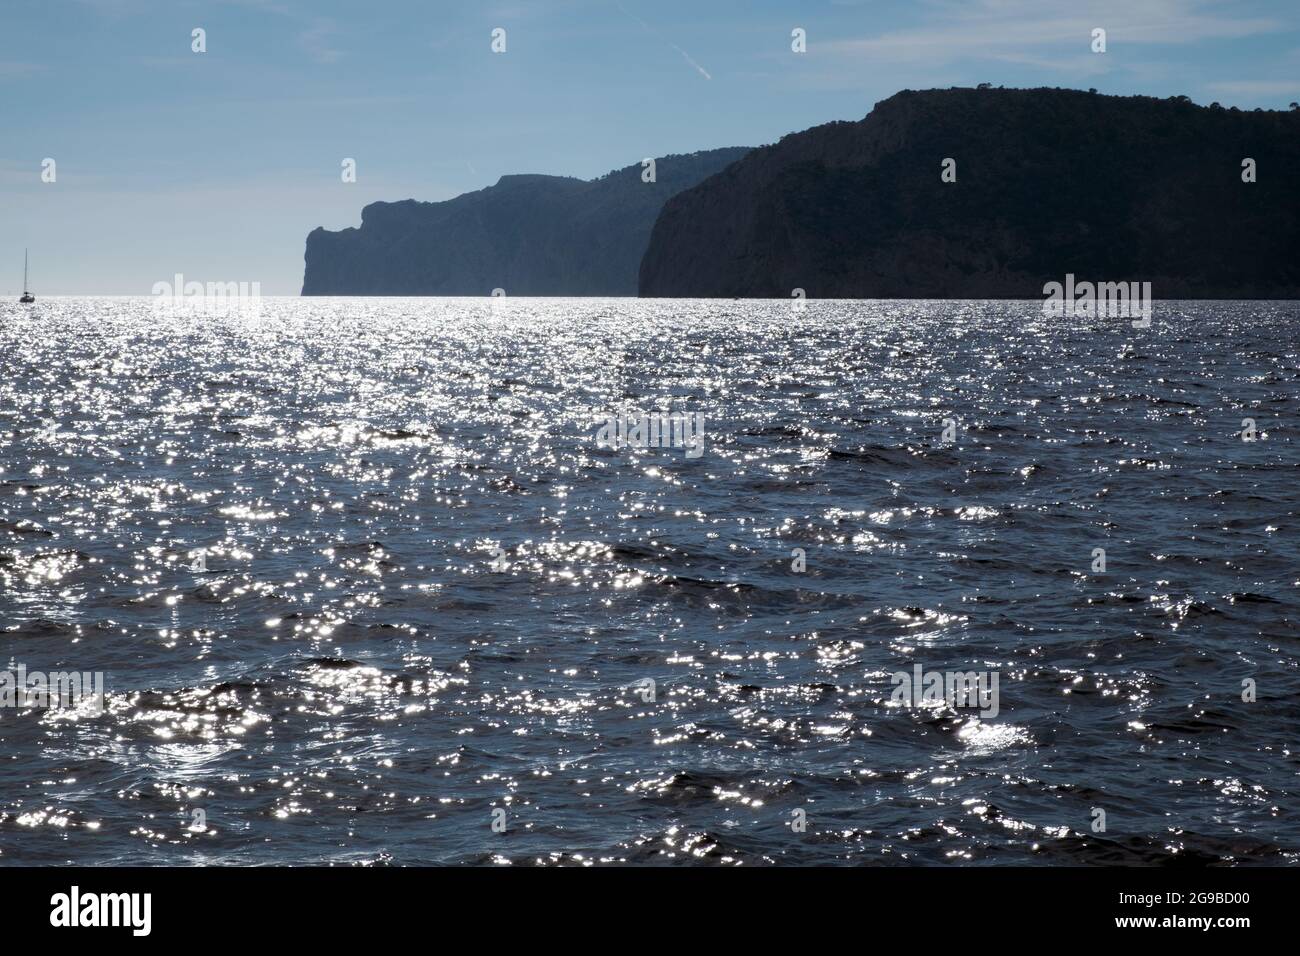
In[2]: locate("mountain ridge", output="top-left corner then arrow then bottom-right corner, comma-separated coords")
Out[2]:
301,147 -> 751,295
638,87 -> 1300,298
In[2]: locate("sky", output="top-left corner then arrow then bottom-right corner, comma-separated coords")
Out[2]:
3,0 -> 1299,294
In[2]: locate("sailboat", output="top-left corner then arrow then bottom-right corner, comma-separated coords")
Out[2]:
19,249 -> 35,303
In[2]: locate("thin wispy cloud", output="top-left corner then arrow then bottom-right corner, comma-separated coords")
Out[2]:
298,20 -> 344,64
0,61 -> 45,76
72,0 -> 155,16
987,52 -> 1112,76
615,1 -> 712,80
1207,80 -> 1300,95
820,0 -> 1280,65
671,43 -> 712,80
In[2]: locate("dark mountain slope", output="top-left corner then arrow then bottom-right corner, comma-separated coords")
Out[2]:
638,88 -> 1300,298
302,148 -> 750,295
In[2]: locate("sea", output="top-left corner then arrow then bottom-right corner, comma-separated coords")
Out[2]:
0,296 -> 1296,865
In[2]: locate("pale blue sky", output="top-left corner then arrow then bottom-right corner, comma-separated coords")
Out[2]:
4,0 -> 1299,293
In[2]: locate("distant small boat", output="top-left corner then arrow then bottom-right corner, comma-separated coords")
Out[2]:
19,249 -> 34,303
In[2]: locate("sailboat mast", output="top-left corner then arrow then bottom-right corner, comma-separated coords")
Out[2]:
24,249 -> 28,292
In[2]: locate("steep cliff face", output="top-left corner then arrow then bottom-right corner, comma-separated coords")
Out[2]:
302,148 -> 749,295
638,88 -> 1300,298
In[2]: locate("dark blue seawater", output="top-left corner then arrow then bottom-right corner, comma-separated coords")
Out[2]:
1,297 -> 1297,865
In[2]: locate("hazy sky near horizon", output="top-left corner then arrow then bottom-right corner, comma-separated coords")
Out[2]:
4,0 -> 1299,294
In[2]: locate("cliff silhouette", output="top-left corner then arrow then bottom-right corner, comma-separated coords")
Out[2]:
639,88 -> 1300,298
302,148 -> 750,295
